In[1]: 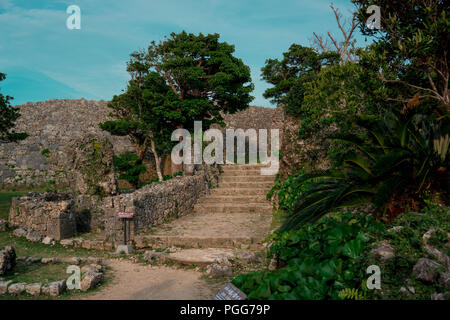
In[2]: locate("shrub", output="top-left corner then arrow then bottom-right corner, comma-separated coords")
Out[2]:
267,171 -> 308,212
41,149 -> 50,158
232,212 -> 384,300
232,205 -> 449,300
113,152 -> 147,189
280,111 -> 449,230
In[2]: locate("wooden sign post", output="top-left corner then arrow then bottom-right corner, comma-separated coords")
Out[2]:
115,211 -> 135,254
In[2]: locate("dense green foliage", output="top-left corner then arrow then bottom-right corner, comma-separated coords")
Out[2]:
353,0 -> 449,113
113,152 -> 147,189
365,204 -> 449,299
261,44 -> 339,118
233,205 -> 449,300
265,1 -> 449,229
144,31 -> 254,129
233,212 -> 383,299
261,41 -> 384,169
101,31 -> 254,180
261,45 -> 354,142
240,1 -> 450,301
278,111 -> 449,230
267,171 -> 308,213
0,73 -> 27,142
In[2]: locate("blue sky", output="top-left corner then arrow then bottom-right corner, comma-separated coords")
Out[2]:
0,0 -> 365,107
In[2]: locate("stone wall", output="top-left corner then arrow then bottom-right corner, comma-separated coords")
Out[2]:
8,164 -> 219,243
278,111 -> 333,178
0,100 -> 283,190
103,164 -> 220,242
217,105 -> 284,165
222,105 -> 284,133
0,99 -> 133,190
9,192 -> 77,240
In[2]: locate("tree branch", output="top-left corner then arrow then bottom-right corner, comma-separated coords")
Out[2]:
313,32 -> 328,52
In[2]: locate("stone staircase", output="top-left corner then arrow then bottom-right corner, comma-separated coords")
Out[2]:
134,164 -> 275,264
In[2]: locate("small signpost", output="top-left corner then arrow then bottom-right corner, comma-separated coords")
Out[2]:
115,211 -> 134,255
213,283 -> 247,300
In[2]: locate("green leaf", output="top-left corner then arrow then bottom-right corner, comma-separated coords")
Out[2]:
342,239 -> 364,259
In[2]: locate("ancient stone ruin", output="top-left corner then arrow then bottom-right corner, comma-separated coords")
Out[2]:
0,251 -> 106,296
9,192 -> 76,240
0,246 -> 16,276
0,99 -> 283,190
1,99 -> 282,247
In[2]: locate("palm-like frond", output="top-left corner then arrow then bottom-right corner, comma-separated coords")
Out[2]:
281,111 -> 449,231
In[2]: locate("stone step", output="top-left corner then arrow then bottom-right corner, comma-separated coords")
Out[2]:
219,182 -> 273,188
134,235 -> 265,250
194,203 -> 272,214
220,176 -> 275,183
164,248 -> 259,266
221,170 -> 267,176
166,248 -> 235,266
211,188 -> 269,196
198,195 -> 267,204
221,164 -> 268,170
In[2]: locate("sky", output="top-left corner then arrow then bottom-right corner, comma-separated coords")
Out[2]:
0,0 -> 366,107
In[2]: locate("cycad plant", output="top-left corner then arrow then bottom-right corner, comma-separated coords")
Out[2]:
281,111 -> 449,231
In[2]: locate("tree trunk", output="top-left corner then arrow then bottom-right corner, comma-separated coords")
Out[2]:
171,124 -> 184,175
150,139 -> 164,182
136,143 -> 147,161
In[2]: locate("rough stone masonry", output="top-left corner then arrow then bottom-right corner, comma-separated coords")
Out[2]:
2,99 -> 283,244
0,99 -> 133,190
8,164 -> 220,242
0,99 -> 283,190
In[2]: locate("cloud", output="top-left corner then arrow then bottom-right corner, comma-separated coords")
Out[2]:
0,0 -> 361,107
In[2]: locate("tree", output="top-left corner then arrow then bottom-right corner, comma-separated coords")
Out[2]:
100,71 -> 178,182
261,44 -> 339,117
312,3 -> 359,64
352,0 -> 449,114
143,31 -> 254,129
102,31 -> 254,179
113,152 -> 147,189
0,73 -> 27,142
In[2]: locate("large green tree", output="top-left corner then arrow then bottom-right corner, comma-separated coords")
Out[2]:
0,73 -> 27,142
261,44 -> 339,118
101,31 -> 253,181
100,71 -> 178,182
261,43 -> 378,167
352,0 -> 449,115
144,31 -> 254,130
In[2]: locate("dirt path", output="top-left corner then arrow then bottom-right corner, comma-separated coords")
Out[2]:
77,260 -> 222,300
78,164 -> 274,300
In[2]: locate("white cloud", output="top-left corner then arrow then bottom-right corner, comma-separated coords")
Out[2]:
0,0 -> 360,106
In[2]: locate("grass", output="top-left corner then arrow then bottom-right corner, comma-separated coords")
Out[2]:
0,228 -> 115,300
0,191 -> 28,220
0,264 -> 114,300
0,192 -> 115,300
2,261 -> 68,283
0,231 -> 111,259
